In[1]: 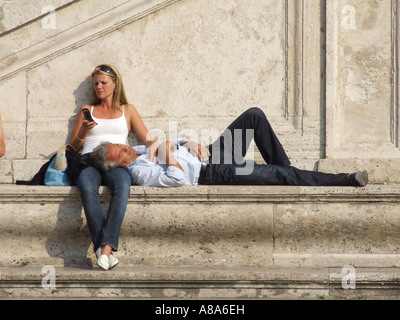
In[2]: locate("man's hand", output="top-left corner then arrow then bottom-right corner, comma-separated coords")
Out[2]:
181,141 -> 210,162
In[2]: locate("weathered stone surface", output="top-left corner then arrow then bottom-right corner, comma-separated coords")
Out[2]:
0,0 -> 323,182
1,184 -> 399,269
0,0 -> 399,182
326,0 -> 400,159
1,0 -> 400,300
1,265 -> 400,299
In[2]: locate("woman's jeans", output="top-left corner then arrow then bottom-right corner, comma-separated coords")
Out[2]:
205,107 -> 354,186
75,155 -> 131,252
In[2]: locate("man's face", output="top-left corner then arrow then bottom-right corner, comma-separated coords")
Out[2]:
106,144 -> 136,167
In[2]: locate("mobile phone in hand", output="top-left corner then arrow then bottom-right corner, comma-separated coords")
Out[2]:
82,108 -> 94,122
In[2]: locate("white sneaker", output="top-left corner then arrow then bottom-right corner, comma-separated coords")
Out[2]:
109,254 -> 119,269
97,255 -> 110,270
95,248 -> 109,271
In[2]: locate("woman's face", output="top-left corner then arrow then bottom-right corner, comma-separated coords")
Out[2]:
93,73 -> 116,100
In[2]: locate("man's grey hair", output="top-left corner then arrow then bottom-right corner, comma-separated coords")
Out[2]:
92,142 -> 119,172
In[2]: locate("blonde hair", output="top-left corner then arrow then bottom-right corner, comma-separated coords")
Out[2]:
90,64 -> 129,110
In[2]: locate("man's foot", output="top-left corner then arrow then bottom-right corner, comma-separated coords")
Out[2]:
354,170 -> 369,187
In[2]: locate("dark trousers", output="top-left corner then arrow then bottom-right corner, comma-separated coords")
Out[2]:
202,108 -> 354,186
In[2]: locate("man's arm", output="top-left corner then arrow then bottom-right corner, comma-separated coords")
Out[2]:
126,156 -> 186,187
158,141 -> 183,172
126,141 -> 187,187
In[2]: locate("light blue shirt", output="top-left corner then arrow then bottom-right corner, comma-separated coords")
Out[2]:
128,143 -> 202,187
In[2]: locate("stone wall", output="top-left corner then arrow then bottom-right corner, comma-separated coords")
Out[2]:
0,0 -> 398,184
326,0 -> 400,159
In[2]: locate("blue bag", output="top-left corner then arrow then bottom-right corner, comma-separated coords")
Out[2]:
44,145 -> 72,186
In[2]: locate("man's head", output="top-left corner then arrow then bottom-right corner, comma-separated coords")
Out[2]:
92,142 -> 137,172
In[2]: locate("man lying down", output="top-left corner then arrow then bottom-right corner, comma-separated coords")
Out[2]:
91,139 -> 367,188
91,109 -> 368,188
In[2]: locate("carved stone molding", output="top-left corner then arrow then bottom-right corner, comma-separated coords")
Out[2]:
392,0 -> 400,148
0,0 -> 181,81
326,0 -> 400,159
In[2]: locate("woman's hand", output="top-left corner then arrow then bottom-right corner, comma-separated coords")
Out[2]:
77,119 -> 97,141
68,105 -> 98,150
81,119 -> 97,131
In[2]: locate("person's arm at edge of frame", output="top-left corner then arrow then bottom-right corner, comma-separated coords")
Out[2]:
0,112 -> 6,157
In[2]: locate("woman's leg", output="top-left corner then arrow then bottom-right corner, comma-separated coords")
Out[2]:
75,165 -> 104,252
100,167 -> 131,252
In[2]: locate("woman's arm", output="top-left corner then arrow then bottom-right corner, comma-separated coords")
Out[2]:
125,104 -> 159,162
124,104 -> 154,144
0,112 -> 5,157
68,105 -> 97,150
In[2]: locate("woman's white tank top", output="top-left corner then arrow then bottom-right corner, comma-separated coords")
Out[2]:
81,105 -> 129,155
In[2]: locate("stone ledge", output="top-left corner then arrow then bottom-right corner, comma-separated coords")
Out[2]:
1,266 -> 399,299
1,184 -> 400,270
1,184 -> 399,203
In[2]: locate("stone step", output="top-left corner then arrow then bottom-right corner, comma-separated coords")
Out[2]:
1,265 -> 400,299
1,184 -> 400,269
2,184 -> 400,299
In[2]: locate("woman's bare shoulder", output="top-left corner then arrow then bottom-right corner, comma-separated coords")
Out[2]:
124,103 -> 138,111
124,104 -> 140,116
